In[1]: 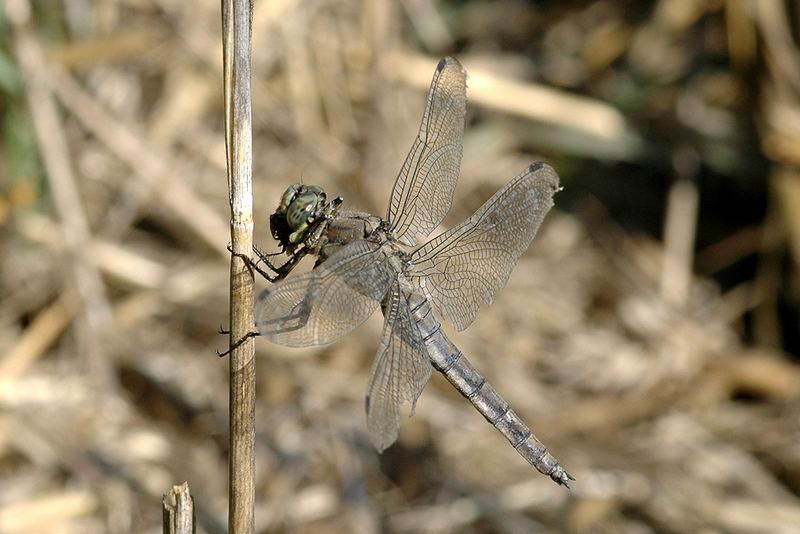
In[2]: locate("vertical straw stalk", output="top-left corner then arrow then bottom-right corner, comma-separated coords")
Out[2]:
222,0 -> 256,532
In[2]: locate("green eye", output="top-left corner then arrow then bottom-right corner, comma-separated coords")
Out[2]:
304,185 -> 325,197
277,184 -> 302,213
286,191 -> 320,230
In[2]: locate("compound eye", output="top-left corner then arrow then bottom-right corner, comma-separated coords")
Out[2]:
285,191 -> 320,230
304,185 -> 326,198
277,183 -> 302,213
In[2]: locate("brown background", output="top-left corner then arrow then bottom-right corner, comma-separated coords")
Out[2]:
2,0 -> 800,532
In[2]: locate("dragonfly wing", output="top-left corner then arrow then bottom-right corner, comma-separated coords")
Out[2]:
387,57 -> 467,246
409,162 -> 560,331
365,281 -> 432,452
255,240 -> 396,347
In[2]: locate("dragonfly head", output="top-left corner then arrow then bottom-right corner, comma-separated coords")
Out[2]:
270,183 -> 328,247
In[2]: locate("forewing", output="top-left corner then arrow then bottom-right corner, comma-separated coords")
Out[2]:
365,281 -> 432,452
409,162 -> 560,330
255,240 -> 396,347
387,57 -> 467,246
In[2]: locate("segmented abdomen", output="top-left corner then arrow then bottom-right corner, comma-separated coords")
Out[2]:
408,294 -> 573,486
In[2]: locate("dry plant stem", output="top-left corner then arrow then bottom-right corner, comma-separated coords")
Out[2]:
222,0 -> 256,532
162,483 -> 195,534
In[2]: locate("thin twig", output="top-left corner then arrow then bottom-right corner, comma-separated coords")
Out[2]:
222,0 -> 256,532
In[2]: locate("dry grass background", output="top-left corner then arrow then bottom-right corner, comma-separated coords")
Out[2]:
2,0 -> 800,532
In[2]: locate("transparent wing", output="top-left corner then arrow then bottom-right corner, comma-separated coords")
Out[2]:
365,281 -> 432,452
255,240 -> 396,347
409,162 -> 560,331
387,57 -> 467,246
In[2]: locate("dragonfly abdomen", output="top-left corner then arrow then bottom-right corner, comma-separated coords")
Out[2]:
410,296 -> 574,487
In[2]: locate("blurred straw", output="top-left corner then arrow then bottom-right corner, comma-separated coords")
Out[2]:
311,17 -> 359,141
661,148 -> 700,307
717,499 -> 800,533
7,0 -> 113,381
0,291 -> 79,381
753,2 -> 800,349
400,0 -> 453,52
756,1 -> 800,93
280,9 -> 325,143
49,69 -> 230,254
725,0 -> 757,71
0,490 -> 98,533
382,51 -> 644,160
48,30 -> 161,67
14,212 -> 228,331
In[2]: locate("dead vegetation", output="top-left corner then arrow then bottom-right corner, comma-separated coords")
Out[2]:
2,0 -> 800,532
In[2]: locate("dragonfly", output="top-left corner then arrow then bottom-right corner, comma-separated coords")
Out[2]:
238,57 -> 572,487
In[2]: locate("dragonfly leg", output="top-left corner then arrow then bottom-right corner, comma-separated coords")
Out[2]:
226,243 -> 284,282
252,244 -> 284,271
254,245 -> 307,282
216,330 -> 260,358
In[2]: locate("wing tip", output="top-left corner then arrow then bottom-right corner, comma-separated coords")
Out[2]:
528,161 -> 544,172
438,56 -> 466,76
527,161 -> 561,193
366,411 -> 398,453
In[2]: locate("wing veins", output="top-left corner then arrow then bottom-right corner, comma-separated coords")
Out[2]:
408,163 -> 560,330
386,57 -> 467,246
